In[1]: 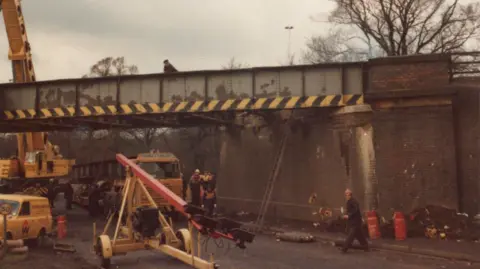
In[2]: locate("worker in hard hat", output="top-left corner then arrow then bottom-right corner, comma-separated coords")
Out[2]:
341,188 -> 369,253
200,171 -> 208,199
202,183 -> 217,217
189,169 -> 202,206
201,171 -> 216,195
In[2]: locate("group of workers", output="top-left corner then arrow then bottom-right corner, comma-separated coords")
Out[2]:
26,178 -> 74,211
186,169 -> 217,216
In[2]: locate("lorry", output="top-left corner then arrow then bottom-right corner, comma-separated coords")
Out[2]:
72,152 -> 186,219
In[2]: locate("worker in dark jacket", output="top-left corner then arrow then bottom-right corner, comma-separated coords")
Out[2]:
163,59 -> 178,73
189,169 -> 202,206
88,184 -> 101,217
64,182 -> 74,210
202,184 -> 216,217
341,188 -> 369,253
46,179 -> 56,208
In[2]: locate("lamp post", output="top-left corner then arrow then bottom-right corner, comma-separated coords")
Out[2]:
284,26 -> 294,62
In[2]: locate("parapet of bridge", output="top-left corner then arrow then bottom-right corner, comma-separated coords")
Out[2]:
0,52 -> 475,132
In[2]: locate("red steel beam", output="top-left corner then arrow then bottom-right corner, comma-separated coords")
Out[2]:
115,153 -> 238,242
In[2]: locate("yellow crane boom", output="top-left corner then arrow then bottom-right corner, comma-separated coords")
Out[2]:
0,0 -> 75,194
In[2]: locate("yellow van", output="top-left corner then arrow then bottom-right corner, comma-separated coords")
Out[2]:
0,194 -> 53,242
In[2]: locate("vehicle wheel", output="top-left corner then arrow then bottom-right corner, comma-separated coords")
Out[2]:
175,229 -> 192,253
95,235 -> 112,269
100,257 -> 111,269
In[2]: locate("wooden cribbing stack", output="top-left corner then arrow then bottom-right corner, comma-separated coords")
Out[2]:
0,239 -> 28,260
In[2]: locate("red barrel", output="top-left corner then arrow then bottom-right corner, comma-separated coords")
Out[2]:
366,211 -> 380,239
394,212 -> 406,240
57,215 -> 67,239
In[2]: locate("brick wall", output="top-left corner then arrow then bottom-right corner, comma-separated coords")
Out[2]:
217,105 -> 459,221
217,121 -> 357,221
454,88 -> 480,215
217,54 -> 465,222
368,55 -> 450,93
373,106 -> 458,216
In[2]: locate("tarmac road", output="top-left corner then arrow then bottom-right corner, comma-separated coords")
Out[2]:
60,200 -> 478,269
8,197 -> 478,269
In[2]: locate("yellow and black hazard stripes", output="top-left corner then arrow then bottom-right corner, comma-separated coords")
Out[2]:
2,94 -> 364,120
343,94 -> 364,106
38,107 -> 75,118
3,108 -> 36,120
77,105 -> 117,117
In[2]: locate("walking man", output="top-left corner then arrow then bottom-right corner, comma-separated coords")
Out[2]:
341,188 -> 369,253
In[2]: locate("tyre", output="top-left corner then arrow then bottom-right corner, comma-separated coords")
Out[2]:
95,236 -> 112,269
100,257 -> 111,269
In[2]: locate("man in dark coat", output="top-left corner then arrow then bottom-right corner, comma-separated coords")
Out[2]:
64,182 -> 74,210
341,188 -> 369,253
88,184 -> 101,217
46,179 -> 56,208
202,184 -> 216,217
163,59 -> 178,73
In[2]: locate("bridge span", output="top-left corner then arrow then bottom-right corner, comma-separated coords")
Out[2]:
0,62 -> 364,132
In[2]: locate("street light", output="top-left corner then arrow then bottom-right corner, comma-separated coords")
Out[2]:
285,26 -> 294,62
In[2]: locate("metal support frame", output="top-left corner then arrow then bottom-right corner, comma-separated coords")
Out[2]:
94,165 -> 215,269
93,154 -> 254,268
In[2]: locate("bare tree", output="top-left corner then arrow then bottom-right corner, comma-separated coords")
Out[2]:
121,128 -> 168,152
176,127 -> 219,171
222,57 -> 249,70
303,28 -> 372,63
76,57 -> 165,160
85,56 -> 139,77
327,0 -> 480,56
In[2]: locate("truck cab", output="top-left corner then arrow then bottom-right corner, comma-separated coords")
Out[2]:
135,152 -> 184,209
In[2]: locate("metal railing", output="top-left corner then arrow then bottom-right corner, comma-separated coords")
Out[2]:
449,51 -> 480,81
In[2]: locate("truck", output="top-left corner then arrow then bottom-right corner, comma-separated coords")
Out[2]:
72,152 -> 186,219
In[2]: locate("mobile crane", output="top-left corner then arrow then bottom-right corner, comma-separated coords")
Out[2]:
0,0 -> 75,195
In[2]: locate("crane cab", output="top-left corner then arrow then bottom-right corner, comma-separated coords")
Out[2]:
23,151 -> 74,179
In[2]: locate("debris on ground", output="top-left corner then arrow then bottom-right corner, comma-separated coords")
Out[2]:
408,205 -> 474,240
3,247 -> 95,269
53,243 -> 76,253
275,231 -> 315,243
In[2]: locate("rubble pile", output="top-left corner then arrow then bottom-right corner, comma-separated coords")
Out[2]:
408,205 -> 470,240
308,205 -> 480,241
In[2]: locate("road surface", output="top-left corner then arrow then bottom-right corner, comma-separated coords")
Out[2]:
5,198 -> 480,269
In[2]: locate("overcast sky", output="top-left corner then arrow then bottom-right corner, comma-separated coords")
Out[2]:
0,0 -> 334,82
